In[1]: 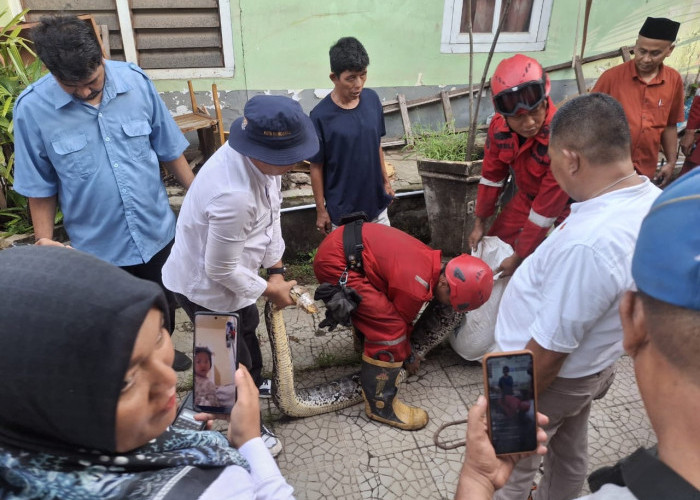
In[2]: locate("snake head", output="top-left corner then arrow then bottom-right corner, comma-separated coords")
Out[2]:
290,285 -> 319,314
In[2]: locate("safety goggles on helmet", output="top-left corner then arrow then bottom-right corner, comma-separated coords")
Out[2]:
492,79 -> 547,117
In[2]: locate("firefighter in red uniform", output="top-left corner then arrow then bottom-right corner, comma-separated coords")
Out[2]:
468,54 -> 570,277
314,223 -> 493,431
680,88 -> 700,177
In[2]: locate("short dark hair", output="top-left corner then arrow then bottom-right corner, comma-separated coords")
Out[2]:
31,15 -> 103,82
194,347 -> 213,367
640,291 -> 700,382
550,93 -> 631,164
329,37 -> 369,76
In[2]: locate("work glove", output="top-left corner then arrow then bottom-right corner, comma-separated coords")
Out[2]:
314,283 -> 362,331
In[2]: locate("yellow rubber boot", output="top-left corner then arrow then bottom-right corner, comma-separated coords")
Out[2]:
360,354 -> 428,431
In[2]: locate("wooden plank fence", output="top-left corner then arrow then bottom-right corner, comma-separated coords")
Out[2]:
381,45 -> 634,148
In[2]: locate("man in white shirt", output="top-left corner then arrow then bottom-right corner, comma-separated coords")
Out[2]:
489,93 -> 661,500
163,95 -> 319,457
455,154 -> 700,500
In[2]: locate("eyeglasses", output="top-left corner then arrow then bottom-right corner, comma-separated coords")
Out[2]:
493,80 -> 547,117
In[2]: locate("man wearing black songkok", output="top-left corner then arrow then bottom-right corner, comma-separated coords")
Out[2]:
593,16 -> 684,187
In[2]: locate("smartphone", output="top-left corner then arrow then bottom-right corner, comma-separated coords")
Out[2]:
172,391 -> 206,431
193,311 -> 239,414
482,350 -> 538,456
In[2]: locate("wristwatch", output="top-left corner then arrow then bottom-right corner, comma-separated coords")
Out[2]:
266,266 -> 287,278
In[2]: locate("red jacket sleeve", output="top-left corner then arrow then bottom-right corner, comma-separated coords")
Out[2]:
475,119 -> 511,219
514,169 -> 570,258
687,95 -> 700,129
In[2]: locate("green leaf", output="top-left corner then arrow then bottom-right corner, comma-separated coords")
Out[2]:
0,8 -> 42,234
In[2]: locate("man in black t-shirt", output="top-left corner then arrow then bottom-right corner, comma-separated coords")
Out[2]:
308,37 -> 394,234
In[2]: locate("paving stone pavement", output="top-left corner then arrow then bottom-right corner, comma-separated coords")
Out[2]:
172,290 -> 655,500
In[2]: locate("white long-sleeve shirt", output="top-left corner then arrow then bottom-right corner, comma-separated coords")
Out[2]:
199,438 -> 295,499
163,144 -> 285,312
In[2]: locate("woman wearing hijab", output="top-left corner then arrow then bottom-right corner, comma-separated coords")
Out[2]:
0,246 -> 294,499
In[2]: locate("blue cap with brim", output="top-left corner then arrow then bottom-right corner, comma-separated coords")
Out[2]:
228,95 -> 319,166
632,168 -> 700,311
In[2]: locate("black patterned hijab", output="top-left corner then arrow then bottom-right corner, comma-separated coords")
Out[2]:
0,247 -> 247,499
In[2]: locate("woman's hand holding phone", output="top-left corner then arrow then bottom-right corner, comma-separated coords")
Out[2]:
455,396 -> 549,499
193,366 -> 261,448
226,366 -> 261,448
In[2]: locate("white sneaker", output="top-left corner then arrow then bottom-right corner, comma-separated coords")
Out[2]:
261,423 -> 282,458
258,378 -> 272,399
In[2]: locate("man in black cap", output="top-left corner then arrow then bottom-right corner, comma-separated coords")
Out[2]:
162,94 -> 319,457
593,17 -> 684,187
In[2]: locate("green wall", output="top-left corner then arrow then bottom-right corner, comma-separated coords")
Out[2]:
158,0 -> 700,93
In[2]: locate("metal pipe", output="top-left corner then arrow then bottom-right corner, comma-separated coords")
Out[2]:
280,190 -> 425,214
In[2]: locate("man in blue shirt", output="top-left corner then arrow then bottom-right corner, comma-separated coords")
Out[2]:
13,15 -> 194,370
309,37 -> 394,234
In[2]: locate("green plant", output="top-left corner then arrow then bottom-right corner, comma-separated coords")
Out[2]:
311,351 -> 361,369
406,122 -> 481,162
0,9 -> 45,234
286,247 -> 318,285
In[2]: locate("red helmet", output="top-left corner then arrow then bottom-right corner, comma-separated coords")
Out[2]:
490,54 -> 551,117
445,254 -> 494,313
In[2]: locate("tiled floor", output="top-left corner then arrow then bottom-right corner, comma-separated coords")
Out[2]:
173,294 -> 655,500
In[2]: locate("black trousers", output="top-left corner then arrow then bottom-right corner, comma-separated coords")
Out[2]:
174,293 -> 264,388
121,239 -> 177,335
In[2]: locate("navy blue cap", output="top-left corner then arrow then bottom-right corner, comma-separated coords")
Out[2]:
228,95 -> 319,166
632,169 -> 700,310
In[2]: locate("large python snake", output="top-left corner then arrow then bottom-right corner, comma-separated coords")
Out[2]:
264,286 -> 462,418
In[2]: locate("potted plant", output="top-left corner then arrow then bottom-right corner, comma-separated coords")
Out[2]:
410,124 -> 485,256
0,9 -> 45,241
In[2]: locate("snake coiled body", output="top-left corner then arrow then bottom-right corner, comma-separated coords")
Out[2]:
265,289 -> 462,418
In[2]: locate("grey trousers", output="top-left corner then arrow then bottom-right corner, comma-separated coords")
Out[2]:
493,364 -> 616,500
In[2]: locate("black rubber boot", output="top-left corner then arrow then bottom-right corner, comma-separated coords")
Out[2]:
360,353 -> 428,430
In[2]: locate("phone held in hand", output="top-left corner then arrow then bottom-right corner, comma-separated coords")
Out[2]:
172,391 -> 206,431
482,350 -> 538,456
193,312 -> 239,414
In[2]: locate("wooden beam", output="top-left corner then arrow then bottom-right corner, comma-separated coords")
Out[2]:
383,84 -> 485,114
188,80 -> 198,112
440,91 -> 455,132
621,46 -> 632,62
376,45 -> 637,145
381,138 -> 407,148
573,56 -> 587,94
212,83 -> 225,147
542,46 -> 634,74
100,25 -> 111,58
398,94 -> 413,146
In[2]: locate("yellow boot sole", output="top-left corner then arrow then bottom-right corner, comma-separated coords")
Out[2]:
363,395 -> 429,431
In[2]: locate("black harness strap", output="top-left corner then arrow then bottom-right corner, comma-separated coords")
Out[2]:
341,213 -> 367,273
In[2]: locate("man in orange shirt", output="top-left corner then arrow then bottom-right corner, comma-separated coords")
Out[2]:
592,17 -> 684,187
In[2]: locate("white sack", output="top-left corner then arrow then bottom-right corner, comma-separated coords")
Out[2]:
449,236 -> 513,361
